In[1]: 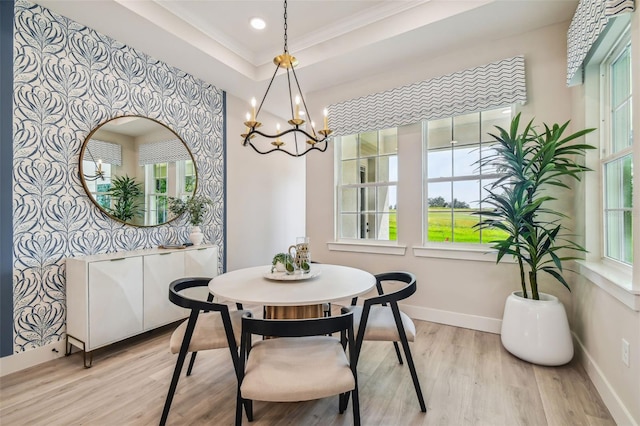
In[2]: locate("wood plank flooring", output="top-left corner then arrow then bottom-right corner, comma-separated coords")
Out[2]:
0,317 -> 615,425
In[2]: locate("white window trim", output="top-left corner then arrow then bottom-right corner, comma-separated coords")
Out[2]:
600,30 -> 633,266
413,242 -> 515,263
576,259 -> 639,311
335,130 -> 399,242
577,17 -> 639,309
327,240 -> 406,256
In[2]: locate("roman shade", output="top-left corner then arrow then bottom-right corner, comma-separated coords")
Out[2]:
85,139 -> 122,166
138,139 -> 191,166
567,0 -> 635,86
327,55 -> 526,137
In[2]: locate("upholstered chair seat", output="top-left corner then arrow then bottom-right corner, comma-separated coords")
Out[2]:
169,309 -> 247,354
347,304 -> 416,342
241,335 -> 354,402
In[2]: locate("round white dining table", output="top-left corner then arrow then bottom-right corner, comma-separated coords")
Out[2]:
208,264 -> 375,309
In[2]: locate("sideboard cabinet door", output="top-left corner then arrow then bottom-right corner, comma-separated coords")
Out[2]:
185,246 -> 218,277
88,257 -> 143,349
143,251 -> 187,330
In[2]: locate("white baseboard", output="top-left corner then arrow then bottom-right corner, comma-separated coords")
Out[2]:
0,340 -> 67,377
400,303 -> 502,334
573,333 -> 638,426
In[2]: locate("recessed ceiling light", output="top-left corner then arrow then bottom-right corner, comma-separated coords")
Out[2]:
250,17 -> 266,30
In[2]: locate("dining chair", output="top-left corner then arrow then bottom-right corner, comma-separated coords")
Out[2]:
160,277 -> 252,426
345,271 -> 426,412
235,312 -> 360,426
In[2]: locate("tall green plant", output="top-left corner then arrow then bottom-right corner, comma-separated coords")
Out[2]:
107,175 -> 144,222
475,113 -> 595,300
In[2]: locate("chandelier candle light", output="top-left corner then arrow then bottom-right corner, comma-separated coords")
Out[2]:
83,148 -> 105,181
242,0 -> 332,157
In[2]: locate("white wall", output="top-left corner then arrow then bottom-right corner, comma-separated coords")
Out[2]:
225,94 -> 306,271
304,21 -> 576,331
572,277 -> 640,424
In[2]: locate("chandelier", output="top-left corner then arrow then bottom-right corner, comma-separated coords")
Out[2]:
242,0 -> 332,157
82,149 -> 105,181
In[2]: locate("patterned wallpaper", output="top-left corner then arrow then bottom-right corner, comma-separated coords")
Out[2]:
12,1 -> 225,353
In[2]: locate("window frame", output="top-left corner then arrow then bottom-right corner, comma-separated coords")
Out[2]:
335,128 -> 398,243
144,162 -> 169,226
422,106 -> 513,246
600,28 -> 633,267
578,16 -> 639,307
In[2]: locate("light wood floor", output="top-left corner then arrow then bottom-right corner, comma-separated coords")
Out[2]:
0,317 -> 614,426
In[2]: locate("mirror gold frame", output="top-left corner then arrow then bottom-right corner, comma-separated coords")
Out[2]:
79,115 -> 197,227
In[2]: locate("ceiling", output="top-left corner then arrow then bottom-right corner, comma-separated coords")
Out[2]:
34,0 -> 578,118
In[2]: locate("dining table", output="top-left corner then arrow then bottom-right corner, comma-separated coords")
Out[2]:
208,263 -> 376,318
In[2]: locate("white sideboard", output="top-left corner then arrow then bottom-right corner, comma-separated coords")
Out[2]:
66,245 -> 218,366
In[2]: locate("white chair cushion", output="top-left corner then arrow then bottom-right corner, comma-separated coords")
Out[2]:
347,305 -> 416,342
240,336 -> 355,402
169,309 -> 248,354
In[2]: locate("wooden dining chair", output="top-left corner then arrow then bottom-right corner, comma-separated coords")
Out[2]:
160,277 -> 252,426
235,312 -> 360,425
344,271 -> 426,412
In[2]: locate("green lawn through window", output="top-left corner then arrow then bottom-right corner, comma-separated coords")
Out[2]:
427,208 -> 508,243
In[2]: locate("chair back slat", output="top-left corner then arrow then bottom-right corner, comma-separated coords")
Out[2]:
363,272 -> 416,308
241,311 -> 353,338
169,277 -> 229,313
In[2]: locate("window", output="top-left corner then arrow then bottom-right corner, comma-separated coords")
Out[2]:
602,32 -> 633,264
179,159 -> 196,197
145,163 -> 168,225
337,128 -> 398,241
141,159 -> 195,226
424,107 -> 512,243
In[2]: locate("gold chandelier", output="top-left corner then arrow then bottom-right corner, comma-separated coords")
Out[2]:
242,0 -> 332,157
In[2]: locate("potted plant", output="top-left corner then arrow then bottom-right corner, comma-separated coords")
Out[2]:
475,113 -> 594,365
106,175 -> 144,222
271,252 -> 295,273
168,195 -> 213,245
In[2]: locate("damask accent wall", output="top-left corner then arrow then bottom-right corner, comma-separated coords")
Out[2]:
10,1 -> 226,354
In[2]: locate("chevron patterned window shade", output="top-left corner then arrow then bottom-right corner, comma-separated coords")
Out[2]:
86,139 -> 122,166
327,56 -> 526,138
138,139 -> 192,166
567,0 -> 635,86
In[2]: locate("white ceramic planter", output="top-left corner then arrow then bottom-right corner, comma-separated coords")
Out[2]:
500,291 -> 573,366
189,226 -> 204,245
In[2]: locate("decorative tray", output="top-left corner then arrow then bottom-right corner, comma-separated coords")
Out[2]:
263,270 -> 321,281
158,244 -> 186,249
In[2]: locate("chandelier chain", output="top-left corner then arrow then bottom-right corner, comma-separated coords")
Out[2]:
283,0 -> 288,52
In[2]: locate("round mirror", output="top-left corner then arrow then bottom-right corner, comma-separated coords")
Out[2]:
79,116 -> 197,227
